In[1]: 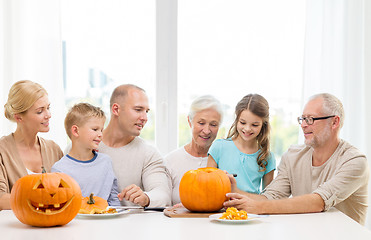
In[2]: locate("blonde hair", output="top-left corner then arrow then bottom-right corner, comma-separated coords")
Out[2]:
227,94 -> 271,171
64,103 -> 106,139
4,80 -> 48,122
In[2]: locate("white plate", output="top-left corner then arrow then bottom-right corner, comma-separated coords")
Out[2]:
76,208 -> 130,219
209,213 -> 267,223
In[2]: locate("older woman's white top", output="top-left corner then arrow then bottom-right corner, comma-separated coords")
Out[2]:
164,147 -> 208,205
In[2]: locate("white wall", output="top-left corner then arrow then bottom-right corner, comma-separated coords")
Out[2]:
364,0 -> 371,230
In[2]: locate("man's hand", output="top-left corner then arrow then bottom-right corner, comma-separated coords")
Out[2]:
224,193 -> 324,215
223,193 -> 262,214
118,184 -> 150,207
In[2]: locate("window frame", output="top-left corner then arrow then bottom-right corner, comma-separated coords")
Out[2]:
155,0 -> 178,155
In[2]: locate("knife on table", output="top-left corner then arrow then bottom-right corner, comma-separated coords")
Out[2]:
111,206 -> 166,212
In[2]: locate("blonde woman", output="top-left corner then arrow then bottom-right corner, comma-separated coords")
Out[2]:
0,80 -> 63,210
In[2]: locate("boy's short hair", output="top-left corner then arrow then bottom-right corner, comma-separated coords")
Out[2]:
65,103 -> 106,139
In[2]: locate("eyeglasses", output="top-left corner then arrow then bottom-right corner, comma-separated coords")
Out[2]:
297,115 -> 335,125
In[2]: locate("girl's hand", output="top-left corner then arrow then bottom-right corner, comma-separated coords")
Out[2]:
226,172 -> 238,193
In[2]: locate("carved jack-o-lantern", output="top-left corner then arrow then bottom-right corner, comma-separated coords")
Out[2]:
10,168 -> 82,227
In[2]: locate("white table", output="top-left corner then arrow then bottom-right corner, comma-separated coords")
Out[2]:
1,208 -> 371,240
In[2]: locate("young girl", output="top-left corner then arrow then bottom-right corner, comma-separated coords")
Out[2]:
207,94 -> 276,194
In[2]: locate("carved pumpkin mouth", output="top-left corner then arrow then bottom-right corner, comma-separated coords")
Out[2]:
27,196 -> 75,215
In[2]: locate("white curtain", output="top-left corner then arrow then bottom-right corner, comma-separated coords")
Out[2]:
0,0 -> 66,149
303,0 -> 371,228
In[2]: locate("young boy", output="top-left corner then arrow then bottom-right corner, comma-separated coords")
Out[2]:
52,103 -> 120,206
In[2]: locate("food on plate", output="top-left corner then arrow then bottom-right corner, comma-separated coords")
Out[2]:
78,207 -> 117,214
105,208 -> 118,214
219,207 -> 248,220
79,193 -> 111,214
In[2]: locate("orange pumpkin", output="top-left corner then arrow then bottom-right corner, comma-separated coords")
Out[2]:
179,167 -> 231,212
10,168 -> 82,227
80,193 -> 108,214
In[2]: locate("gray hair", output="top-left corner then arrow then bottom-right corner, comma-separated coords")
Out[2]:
309,93 -> 344,128
188,95 -> 223,122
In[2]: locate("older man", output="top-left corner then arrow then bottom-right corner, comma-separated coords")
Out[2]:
224,93 -> 369,225
100,84 -> 171,207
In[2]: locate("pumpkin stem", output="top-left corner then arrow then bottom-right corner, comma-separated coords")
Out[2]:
87,193 -> 95,204
41,166 -> 46,174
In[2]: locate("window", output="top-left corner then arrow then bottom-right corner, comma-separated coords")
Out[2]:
61,0 -> 156,144
61,0 -> 305,159
178,0 -> 306,160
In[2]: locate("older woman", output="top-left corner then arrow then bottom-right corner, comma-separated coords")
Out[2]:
0,80 -> 63,210
164,95 -> 223,205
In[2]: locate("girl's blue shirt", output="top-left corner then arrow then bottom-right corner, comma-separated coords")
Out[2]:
208,138 -> 276,194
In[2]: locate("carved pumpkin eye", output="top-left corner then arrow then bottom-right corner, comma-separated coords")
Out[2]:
59,179 -> 70,188
33,180 -> 45,190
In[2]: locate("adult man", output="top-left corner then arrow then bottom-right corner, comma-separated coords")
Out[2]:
100,84 -> 171,207
224,93 -> 369,225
